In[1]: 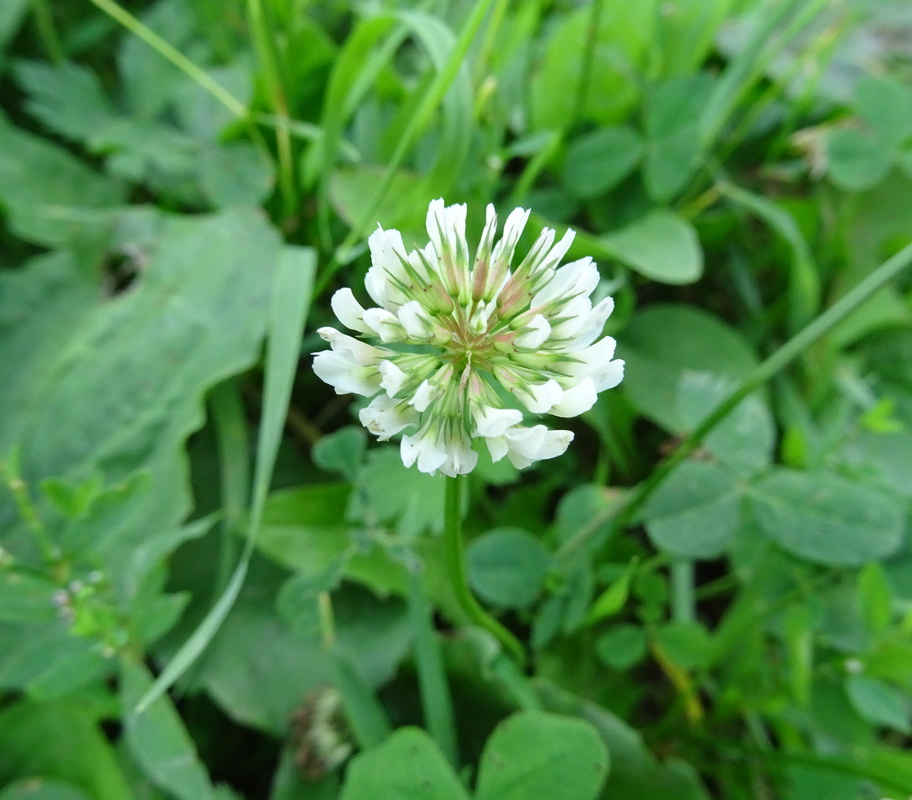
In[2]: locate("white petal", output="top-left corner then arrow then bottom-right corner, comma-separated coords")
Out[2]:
548,296 -> 592,341
398,300 -> 435,340
556,335 -> 618,378
504,425 -> 573,468
532,257 -> 597,307
550,376 -> 597,418
426,198 -> 467,257
514,314 -> 551,349
366,226 -> 409,308
359,395 -> 417,440
379,359 -> 408,397
401,430 -> 448,474
409,379 -> 435,412
438,433 -> 478,477
317,327 -> 387,366
518,378 -> 563,414
362,307 -> 404,342
592,358 -> 625,392
473,406 -> 523,438
330,288 -> 371,334
312,351 -> 380,397
485,435 -> 510,463
565,296 -> 615,351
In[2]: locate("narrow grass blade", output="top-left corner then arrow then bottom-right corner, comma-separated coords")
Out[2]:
135,245 -> 316,712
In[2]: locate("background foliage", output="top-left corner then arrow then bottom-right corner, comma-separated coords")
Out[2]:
2,0 -> 912,798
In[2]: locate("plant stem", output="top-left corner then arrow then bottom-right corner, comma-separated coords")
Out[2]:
443,476 -> 526,665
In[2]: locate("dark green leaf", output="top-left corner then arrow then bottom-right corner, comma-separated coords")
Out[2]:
563,126 -> 643,199
467,528 -> 550,609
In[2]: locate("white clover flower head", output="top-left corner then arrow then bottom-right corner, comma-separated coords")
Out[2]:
313,199 -> 625,477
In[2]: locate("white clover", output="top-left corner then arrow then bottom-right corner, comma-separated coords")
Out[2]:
312,198 -> 625,477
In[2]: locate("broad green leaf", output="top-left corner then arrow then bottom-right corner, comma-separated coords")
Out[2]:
857,563 -> 893,634
827,128 -> 892,192
120,658 -> 215,800
676,371 -> 775,474
853,73 -> 912,149
0,623 -> 105,696
339,727 -> 470,800
0,781 -> 90,800
0,571 -> 57,623
529,3 -> 656,129
620,304 -> 760,432
467,528 -> 550,609
199,142 -> 275,207
643,74 -> 715,201
845,674 -> 911,734
600,210 -> 703,285
256,483 -> 406,595
655,1 -> 734,76
595,624 -> 647,670
562,126 -> 643,199
642,461 -> 742,559
654,621 -> 713,670
14,60 -> 117,144
0,698 -> 132,800
475,711 -> 609,800
0,113 -> 124,246
749,470 -> 904,566
312,426 -> 367,481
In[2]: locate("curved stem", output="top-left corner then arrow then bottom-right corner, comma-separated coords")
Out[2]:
444,476 -> 526,665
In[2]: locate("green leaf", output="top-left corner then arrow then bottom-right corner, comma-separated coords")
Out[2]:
313,426 -> 367,481
642,461 -> 742,559
857,563 -> 893,635
467,528 -> 550,609
120,657 -> 216,800
853,73 -> 912,149
0,571 -> 57,623
339,727 -> 470,800
620,304 -> 760,432
0,0 -> 29,51
654,621 -> 713,670
845,674 -> 911,734
595,624 -> 647,670
600,210 -> 703,285
827,128 -> 893,192
14,60 -> 117,144
585,559 -> 638,625
0,113 -> 124,246
0,698 -> 132,800
199,142 -> 275,207
352,447 -> 446,537
562,126 -> 643,199
748,469 -> 905,567
475,711 -> 609,800
643,74 -> 715,201
0,780 -> 91,800
676,371 -> 775,474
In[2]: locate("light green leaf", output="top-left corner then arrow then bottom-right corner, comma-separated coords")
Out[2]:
655,621 -> 713,670
120,657 -> 215,800
467,528 -> 551,609
853,74 -> 912,149
0,780 -> 90,800
620,304 -> 760,433
199,142 -> 275,207
0,698 -> 132,800
600,210 -> 703,285
676,371 -> 775,474
595,624 -> 647,670
827,128 -> 893,192
313,426 -> 367,481
749,470 -> 905,566
475,711 -> 609,800
0,114 -> 124,246
563,126 -> 643,199
845,674 -> 911,734
339,727 -> 470,800
642,461 -> 742,559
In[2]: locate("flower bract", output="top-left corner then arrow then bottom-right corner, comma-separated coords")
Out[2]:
313,199 -> 625,476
